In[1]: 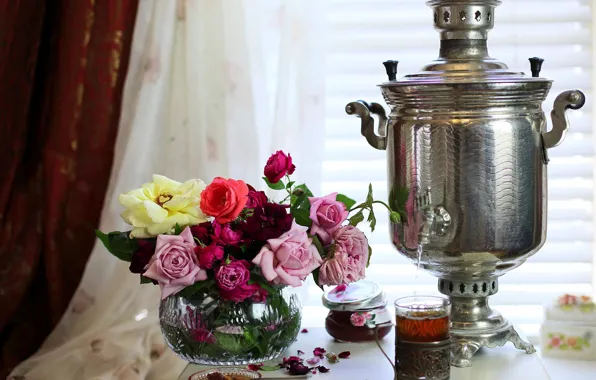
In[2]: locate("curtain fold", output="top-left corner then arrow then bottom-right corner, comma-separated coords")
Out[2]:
8,0 -> 326,378
0,1 -> 138,377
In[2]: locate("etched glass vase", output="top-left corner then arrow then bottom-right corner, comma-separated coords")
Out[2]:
159,288 -> 301,365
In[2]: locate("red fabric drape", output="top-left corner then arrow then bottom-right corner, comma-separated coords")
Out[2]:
0,0 -> 138,376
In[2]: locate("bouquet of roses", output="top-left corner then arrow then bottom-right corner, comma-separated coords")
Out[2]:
96,150 -> 392,302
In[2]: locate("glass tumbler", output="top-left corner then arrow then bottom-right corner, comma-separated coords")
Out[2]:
394,296 -> 452,380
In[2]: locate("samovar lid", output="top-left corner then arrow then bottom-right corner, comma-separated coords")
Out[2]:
382,0 -> 552,86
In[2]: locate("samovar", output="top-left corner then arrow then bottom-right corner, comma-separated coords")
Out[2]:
346,0 -> 586,367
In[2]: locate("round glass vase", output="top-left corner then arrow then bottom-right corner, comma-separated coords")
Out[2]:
159,287 -> 302,365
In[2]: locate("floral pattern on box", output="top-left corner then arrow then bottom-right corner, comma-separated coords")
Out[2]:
546,332 -> 592,351
557,294 -> 595,313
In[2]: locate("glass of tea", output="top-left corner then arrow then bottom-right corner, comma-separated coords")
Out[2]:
395,296 -> 451,342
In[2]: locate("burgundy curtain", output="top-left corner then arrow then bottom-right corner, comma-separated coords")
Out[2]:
0,0 -> 138,376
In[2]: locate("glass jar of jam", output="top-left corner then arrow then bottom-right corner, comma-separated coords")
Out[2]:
322,281 -> 393,342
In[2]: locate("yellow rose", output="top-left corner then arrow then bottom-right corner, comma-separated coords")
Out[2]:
118,175 -> 208,238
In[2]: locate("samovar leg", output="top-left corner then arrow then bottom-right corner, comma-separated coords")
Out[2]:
508,326 -> 536,354
439,278 -> 536,367
451,341 -> 481,368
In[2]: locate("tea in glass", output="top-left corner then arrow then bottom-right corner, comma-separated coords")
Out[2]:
395,296 -> 451,342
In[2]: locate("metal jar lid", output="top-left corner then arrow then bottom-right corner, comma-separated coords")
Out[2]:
322,280 -> 387,312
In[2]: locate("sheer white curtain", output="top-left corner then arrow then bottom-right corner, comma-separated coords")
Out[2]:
9,0 -> 326,379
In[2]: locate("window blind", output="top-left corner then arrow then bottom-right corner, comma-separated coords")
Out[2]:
302,0 -> 594,339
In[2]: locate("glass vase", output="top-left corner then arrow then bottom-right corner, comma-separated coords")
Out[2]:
159,288 -> 302,365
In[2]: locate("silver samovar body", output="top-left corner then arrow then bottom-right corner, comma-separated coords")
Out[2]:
346,0 -> 585,367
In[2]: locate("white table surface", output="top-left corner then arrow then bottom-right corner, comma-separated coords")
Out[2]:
178,327 -> 596,380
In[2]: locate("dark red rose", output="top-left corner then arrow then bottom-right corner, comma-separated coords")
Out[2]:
241,202 -> 293,242
283,356 -> 302,365
190,222 -> 214,244
264,150 -> 296,183
246,189 -> 268,208
215,260 -> 260,302
288,362 -> 310,376
213,222 -> 243,245
196,242 -> 224,269
129,239 -> 156,274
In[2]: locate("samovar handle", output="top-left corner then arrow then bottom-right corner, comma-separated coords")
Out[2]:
345,100 -> 388,150
542,90 -> 586,149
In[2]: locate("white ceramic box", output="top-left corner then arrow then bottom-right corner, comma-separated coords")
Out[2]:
540,295 -> 596,361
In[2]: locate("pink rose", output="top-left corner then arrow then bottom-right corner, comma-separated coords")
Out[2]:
334,226 -> 368,260
143,227 -> 207,299
196,242 -> 224,269
213,222 -> 242,245
264,150 -> 296,183
318,242 -> 367,287
350,312 -> 367,327
215,260 -> 260,302
253,221 -> 323,287
308,193 -> 348,244
318,251 -> 348,286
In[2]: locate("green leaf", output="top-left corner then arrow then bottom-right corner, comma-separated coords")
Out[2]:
336,194 -> 356,210
140,275 -> 153,284
312,269 -> 324,291
260,365 -> 281,372
349,210 -> 365,227
390,211 -> 401,224
366,183 -> 374,207
291,194 -> 310,213
367,207 -> 377,232
311,235 -> 326,258
292,208 -> 312,227
177,280 -> 214,298
548,333 -> 554,339
560,344 -> 568,350
173,223 -> 183,235
95,230 -> 137,262
286,181 -> 295,189
367,245 -> 373,267
293,184 -> 314,198
547,344 -> 553,350
572,346 -> 582,351
262,176 -> 285,190
256,279 -> 277,294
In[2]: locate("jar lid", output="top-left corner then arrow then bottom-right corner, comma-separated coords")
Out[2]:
322,281 -> 386,312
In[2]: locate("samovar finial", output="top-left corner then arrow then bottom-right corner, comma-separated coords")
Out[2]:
426,0 -> 501,41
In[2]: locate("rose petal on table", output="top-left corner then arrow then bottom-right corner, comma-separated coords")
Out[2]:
313,347 -> 326,358
338,351 -> 351,359
306,357 -> 320,365
247,363 -> 263,371
297,349 -> 305,355
318,366 -> 330,373
301,328 -> 309,333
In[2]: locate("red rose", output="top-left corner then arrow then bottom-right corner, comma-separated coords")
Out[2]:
200,177 -> 249,224
129,239 -> 156,274
246,189 -> 268,208
215,260 -> 259,302
264,150 -> 296,183
190,222 -> 214,244
213,222 -> 243,245
196,242 -> 224,269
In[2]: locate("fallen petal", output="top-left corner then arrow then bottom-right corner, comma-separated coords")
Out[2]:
301,328 -> 309,333
318,366 -> 330,373
297,349 -> 305,355
247,363 -> 263,371
306,357 -> 320,365
338,351 -> 351,359
313,347 -> 327,358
